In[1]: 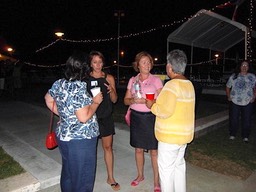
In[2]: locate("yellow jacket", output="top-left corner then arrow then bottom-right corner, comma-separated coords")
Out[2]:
151,79 -> 195,145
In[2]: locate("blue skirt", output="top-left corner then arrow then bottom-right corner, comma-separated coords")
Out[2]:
130,109 -> 158,150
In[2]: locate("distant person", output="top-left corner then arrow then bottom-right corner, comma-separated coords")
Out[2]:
86,51 -> 120,191
146,49 -> 195,192
226,60 -> 256,142
13,62 -> 22,88
4,60 -> 14,96
0,61 -> 5,96
124,51 -> 163,192
13,62 -> 23,97
45,51 -> 103,192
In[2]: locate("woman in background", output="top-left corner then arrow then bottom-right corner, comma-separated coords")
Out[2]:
45,51 -> 103,192
124,51 -> 163,192
226,60 -> 256,142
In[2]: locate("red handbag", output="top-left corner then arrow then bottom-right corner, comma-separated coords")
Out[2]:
46,132 -> 57,149
45,101 -> 58,150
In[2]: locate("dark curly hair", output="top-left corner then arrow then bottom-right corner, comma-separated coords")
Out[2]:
64,50 -> 90,81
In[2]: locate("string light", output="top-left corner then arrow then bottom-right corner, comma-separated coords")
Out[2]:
35,16 -> 190,54
22,58 -> 223,69
23,61 -> 66,68
247,0 -> 253,62
33,1 -> 246,56
12,1 -> 253,69
35,39 -> 60,53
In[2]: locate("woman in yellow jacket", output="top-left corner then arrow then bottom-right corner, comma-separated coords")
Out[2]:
146,49 -> 195,192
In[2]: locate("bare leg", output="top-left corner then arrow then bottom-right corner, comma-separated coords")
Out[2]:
150,149 -> 160,187
134,148 -> 145,180
101,135 -> 117,184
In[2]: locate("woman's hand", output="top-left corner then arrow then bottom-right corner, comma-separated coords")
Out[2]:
105,74 -> 118,103
104,83 -> 114,94
133,97 -> 146,104
93,92 -> 103,105
145,99 -> 155,109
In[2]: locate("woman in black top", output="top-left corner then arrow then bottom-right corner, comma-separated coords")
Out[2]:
87,51 -> 120,191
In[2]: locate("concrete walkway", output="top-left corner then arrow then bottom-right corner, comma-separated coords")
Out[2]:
0,100 -> 255,192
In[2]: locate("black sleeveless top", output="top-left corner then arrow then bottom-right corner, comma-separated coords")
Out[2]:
87,73 -> 113,118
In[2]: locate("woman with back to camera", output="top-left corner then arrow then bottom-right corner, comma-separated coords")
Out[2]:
146,49 -> 195,192
226,60 -> 256,142
86,51 -> 120,191
45,50 -> 103,192
124,51 -> 163,192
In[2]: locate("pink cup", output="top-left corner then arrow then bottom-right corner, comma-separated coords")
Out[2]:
146,93 -> 155,100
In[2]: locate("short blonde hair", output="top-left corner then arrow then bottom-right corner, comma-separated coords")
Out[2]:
133,51 -> 154,72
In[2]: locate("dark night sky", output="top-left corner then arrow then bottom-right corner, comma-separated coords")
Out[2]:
0,0 -> 252,65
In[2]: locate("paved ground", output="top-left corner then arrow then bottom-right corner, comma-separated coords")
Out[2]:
0,86 -> 256,192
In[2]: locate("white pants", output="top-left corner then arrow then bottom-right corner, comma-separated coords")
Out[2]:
158,142 -> 187,192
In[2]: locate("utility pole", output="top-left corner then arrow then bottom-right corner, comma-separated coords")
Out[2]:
114,10 -> 125,86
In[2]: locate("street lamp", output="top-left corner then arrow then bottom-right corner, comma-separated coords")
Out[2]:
7,47 -> 14,56
55,32 -> 64,38
55,31 -> 64,77
215,54 -> 219,65
7,47 -> 13,52
114,10 -> 125,86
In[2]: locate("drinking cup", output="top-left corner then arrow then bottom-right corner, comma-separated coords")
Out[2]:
91,87 -> 101,97
146,93 -> 155,100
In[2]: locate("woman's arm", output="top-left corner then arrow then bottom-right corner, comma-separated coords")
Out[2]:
75,92 -> 103,123
106,74 -> 118,103
151,88 -> 177,119
226,86 -> 231,101
44,93 -> 59,115
156,88 -> 162,96
124,89 -> 135,106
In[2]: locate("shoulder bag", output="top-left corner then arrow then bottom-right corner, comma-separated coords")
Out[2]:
45,101 -> 58,150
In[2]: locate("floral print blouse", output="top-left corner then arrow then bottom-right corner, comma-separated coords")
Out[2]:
48,79 -> 99,141
226,73 -> 256,106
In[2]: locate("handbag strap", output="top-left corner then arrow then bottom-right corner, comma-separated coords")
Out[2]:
48,101 -> 55,133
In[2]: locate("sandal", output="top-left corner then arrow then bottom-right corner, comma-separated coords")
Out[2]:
107,182 -> 120,191
131,177 -> 144,186
154,186 -> 161,192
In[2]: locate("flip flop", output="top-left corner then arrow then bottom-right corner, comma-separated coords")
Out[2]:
131,178 -> 144,186
108,182 -> 120,191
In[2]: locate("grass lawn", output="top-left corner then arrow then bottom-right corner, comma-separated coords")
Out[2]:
185,126 -> 256,180
0,147 -> 24,179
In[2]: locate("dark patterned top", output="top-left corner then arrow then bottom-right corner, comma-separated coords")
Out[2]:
48,79 -> 99,141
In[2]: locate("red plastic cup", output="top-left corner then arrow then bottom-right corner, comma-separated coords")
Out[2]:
146,93 -> 155,100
